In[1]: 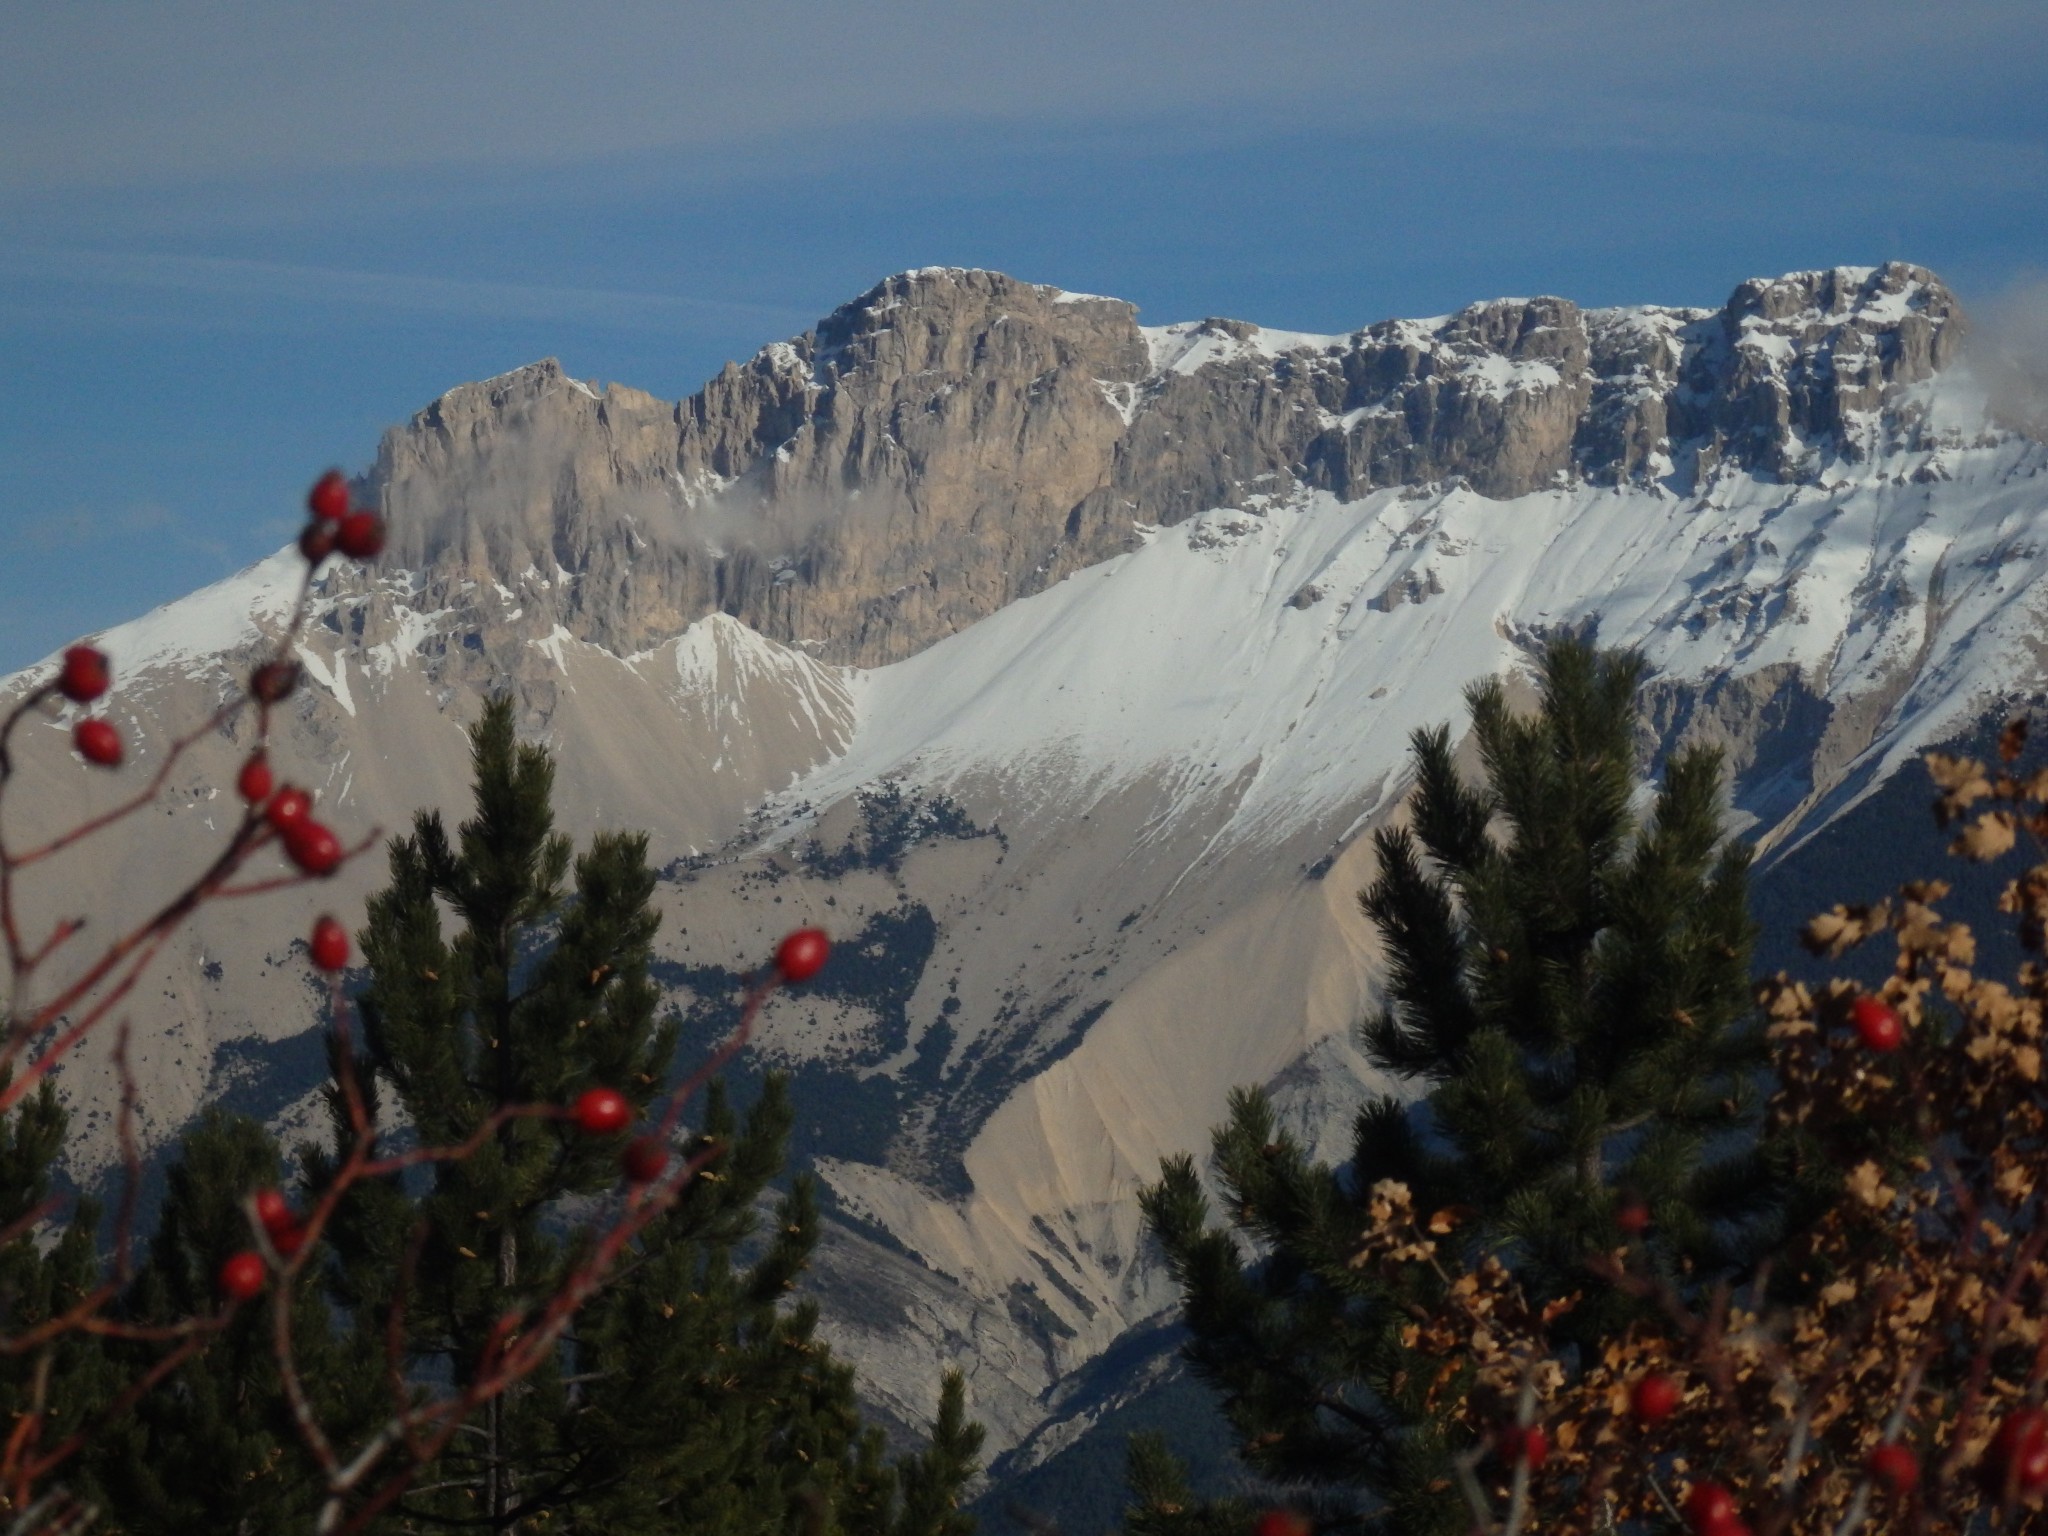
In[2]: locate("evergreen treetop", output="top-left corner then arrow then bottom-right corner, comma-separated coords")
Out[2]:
1139,638 -> 1776,1532
300,694 -> 980,1534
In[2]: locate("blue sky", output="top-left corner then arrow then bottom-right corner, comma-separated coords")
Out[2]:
3,1 -> 2044,674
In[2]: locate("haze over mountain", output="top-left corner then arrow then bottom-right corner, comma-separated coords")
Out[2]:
6,259 -> 2043,1511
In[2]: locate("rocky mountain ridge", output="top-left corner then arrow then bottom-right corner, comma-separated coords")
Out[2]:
369,261 -> 1968,669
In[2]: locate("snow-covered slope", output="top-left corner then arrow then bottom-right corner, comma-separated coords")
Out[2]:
742,362 -> 2045,1464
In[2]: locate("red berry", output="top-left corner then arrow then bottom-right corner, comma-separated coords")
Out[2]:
775,927 -> 830,983
573,1087 -> 632,1136
283,819 -> 342,876
1851,995 -> 1903,1052
1615,1196 -> 1651,1235
58,645 -> 111,703
1869,1441 -> 1919,1496
1993,1408 -> 2048,1493
1253,1514 -> 1311,1536
270,1221 -> 307,1258
237,754 -> 274,804
250,660 -> 301,704
1681,1481 -> 1736,1533
1497,1423 -> 1548,1470
217,1250 -> 266,1301
299,520 -> 338,565
337,511 -> 386,560
252,1188 -> 293,1233
308,470 -> 350,521
73,718 -> 122,767
265,786 -> 312,831
623,1136 -> 669,1184
310,915 -> 349,971
1632,1372 -> 1682,1424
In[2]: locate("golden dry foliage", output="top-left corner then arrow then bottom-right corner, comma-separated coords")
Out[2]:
1345,726 -> 2048,1535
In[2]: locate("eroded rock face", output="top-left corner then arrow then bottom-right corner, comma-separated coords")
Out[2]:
364,261 -> 1967,668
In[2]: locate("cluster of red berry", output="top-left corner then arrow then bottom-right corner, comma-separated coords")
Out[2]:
57,644 -> 121,766
217,1186 -> 312,1300
216,927 -> 834,1301
238,754 -> 341,875
299,469 -> 385,565
1610,1368 -> 2048,1523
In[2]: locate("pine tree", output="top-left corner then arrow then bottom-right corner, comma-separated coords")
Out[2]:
1120,1434 -> 1248,1536
1139,639 -> 1773,1532
310,695 -> 980,1533
0,1076 -> 116,1522
88,1110 -> 371,1535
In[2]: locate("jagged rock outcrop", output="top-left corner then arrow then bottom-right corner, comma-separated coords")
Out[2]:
362,260 -> 1968,671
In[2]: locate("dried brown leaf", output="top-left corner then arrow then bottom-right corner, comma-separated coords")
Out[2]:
1952,810 -> 2018,862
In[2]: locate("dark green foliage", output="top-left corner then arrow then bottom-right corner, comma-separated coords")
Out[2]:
90,1111 -> 369,1536
1138,639 -> 1774,1532
3,698 -> 980,1534
1120,1434 -> 1252,1536
0,1078 -> 116,1509
308,695 -> 980,1533
1358,641 -> 1770,1286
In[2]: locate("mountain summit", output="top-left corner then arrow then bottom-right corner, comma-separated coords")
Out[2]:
6,263 -> 2040,1505
368,262 -> 1967,669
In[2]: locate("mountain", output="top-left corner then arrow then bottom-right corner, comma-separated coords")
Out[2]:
5,260 -> 2043,1522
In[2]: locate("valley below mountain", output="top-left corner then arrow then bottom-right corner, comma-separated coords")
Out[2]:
6,259 -> 2044,1523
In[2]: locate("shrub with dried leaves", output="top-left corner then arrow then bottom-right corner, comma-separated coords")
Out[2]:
1344,721 -> 2048,1535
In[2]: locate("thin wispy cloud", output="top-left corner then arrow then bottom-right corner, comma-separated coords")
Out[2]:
5,2 -> 2042,192
9,501 -> 227,565
0,246 -> 809,334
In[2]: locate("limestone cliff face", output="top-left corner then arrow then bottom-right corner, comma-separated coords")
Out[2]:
364,261 -> 1966,668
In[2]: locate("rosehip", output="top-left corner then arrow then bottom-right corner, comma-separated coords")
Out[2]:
217,1250 -> 266,1301
270,1221 -> 307,1258
73,718 -> 122,767
1253,1513 -> 1310,1536
299,520 -> 338,565
237,754 -> 274,804
283,819 -> 341,876
1615,1196 -> 1651,1235
622,1136 -> 669,1184
58,645 -> 111,703
252,1188 -> 293,1233
1851,995 -> 1903,1052
308,470 -> 350,522
251,660 -> 300,704
775,927 -> 830,983
1869,1441 -> 1919,1496
1631,1372 -> 1681,1423
573,1087 -> 632,1136
337,511 -> 386,560
1497,1423 -> 1548,1470
310,915 -> 349,971
1992,1408 -> 2048,1494
265,786 -> 312,831
1681,1480 -> 1736,1533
